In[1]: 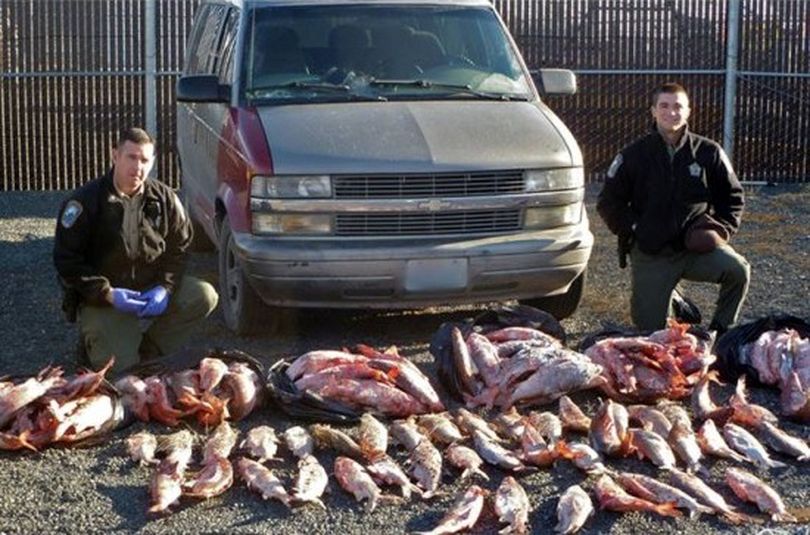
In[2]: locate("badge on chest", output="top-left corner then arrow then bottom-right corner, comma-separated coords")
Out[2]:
688,162 -> 702,178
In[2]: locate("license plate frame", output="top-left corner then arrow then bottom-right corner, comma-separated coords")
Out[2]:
404,258 -> 468,293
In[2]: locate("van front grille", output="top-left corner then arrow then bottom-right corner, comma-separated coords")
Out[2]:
333,171 -> 525,199
335,209 -> 521,236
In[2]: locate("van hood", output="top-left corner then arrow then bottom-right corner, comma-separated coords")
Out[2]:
256,101 -> 580,174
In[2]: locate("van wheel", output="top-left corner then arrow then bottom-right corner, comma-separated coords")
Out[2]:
218,220 -> 265,335
180,188 -> 214,252
519,270 -> 586,320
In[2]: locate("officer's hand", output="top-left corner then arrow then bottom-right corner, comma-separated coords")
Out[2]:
110,288 -> 148,315
138,285 -> 169,318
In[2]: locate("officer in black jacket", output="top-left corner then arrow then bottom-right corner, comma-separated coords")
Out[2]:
597,83 -> 750,333
54,128 -> 218,373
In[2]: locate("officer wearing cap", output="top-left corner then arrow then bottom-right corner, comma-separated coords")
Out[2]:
597,82 -> 750,333
54,127 -> 219,373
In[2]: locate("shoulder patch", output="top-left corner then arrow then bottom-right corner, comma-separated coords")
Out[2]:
60,200 -> 83,228
607,154 -> 623,179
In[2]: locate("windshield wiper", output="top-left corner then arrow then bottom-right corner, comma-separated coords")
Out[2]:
369,79 -> 529,101
249,81 -> 386,101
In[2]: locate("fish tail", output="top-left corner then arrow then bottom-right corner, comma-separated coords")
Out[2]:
772,512 -> 798,523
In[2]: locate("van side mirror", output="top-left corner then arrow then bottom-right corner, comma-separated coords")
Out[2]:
534,69 -> 577,96
176,75 -> 230,103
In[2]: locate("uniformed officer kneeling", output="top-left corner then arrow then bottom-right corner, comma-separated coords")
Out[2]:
54,127 -> 219,374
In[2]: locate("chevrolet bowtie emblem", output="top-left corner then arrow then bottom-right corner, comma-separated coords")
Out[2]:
419,199 -> 448,212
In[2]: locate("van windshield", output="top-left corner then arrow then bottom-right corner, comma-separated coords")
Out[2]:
244,4 -> 533,103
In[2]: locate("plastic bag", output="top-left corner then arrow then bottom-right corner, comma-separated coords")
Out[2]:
714,314 -> 810,385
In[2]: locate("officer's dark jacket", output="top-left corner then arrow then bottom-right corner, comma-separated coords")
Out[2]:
53,170 -> 192,317
596,125 -> 744,254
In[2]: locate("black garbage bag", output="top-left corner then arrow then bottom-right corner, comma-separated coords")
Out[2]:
429,304 -> 565,402
714,314 -> 810,385
671,287 -> 702,325
265,358 -> 362,425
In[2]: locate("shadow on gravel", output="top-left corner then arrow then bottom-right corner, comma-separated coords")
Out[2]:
96,483 -> 151,531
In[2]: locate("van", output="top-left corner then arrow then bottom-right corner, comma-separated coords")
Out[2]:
176,0 -> 592,334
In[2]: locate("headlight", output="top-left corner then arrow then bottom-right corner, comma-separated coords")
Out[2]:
251,175 -> 331,198
524,204 -> 581,229
252,213 -> 332,234
524,168 -> 584,192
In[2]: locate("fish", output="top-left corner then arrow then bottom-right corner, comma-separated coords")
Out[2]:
409,437 -> 443,498
494,476 -> 530,534
412,485 -> 488,535
198,357 -> 229,392
558,396 -> 591,433
445,443 -> 489,481
144,377 -> 185,427
486,327 -> 559,343
294,362 -> 395,392
505,355 -> 604,408
493,407 -> 525,443
53,394 -> 116,442
559,442 -> 607,474
358,346 -> 445,412
334,456 -> 386,512
690,370 -> 732,422
555,484 -> 594,534
0,430 -> 37,452
417,413 -> 464,446
616,472 -> 713,519
286,350 -> 368,381
390,417 -> 426,451
290,454 -> 328,509
450,326 -> 481,396
47,357 -> 114,401
157,429 -> 195,475
594,474 -> 681,517
472,430 -> 531,473
310,423 -> 364,460
756,421 -> 810,461
696,419 -> 749,463
114,375 -> 150,422
237,457 -> 291,507
667,419 -> 707,475
466,332 -> 502,387
165,369 -> 200,406
0,367 -> 63,428
221,361 -> 263,421
723,422 -> 788,469
668,468 -> 751,524
201,420 -> 239,465
316,377 -> 427,417
367,454 -> 422,500
183,457 -> 234,499
358,412 -> 389,461
527,411 -> 563,446
780,370 -> 810,420
629,429 -> 677,470
590,399 -> 632,457
126,430 -> 158,466
453,407 -> 503,443
725,467 -> 797,522
284,425 -> 314,458
657,402 -> 692,430
729,376 -> 779,427
240,425 -> 281,463
628,405 -> 673,439
148,463 -> 183,514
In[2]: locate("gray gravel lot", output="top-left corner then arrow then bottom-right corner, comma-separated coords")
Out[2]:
0,184 -> 807,534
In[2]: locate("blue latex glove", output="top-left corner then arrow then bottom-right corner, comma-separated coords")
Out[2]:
110,288 -> 147,315
138,285 -> 169,318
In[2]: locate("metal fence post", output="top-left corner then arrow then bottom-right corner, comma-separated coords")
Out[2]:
723,0 -> 741,160
144,0 -> 157,143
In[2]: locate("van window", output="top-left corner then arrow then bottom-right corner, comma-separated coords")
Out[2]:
244,5 -> 531,103
186,4 -> 229,75
217,8 -> 240,82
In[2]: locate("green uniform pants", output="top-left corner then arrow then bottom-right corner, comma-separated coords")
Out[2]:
630,243 -> 750,332
79,275 -> 219,374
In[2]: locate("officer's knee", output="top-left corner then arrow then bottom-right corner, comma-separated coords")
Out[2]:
725,256 -> 750,285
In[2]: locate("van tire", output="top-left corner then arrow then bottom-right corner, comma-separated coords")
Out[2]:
519,270 -> 586,320
218,219 -> 265,335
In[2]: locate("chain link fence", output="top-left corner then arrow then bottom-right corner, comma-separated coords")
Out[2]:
1,0 -> 807,190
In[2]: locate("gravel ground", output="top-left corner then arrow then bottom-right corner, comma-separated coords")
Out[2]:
0,183 -> 808,534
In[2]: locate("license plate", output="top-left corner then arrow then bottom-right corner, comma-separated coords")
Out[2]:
405,258 -> 468,293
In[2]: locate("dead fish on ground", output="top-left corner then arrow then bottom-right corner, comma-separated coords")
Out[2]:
240,425 -> 281,462
494,476 -> 530,534
412,485 -> 488,535
126,430 -> 158,466
725,467 -> 797,523
555,484 -> 594,534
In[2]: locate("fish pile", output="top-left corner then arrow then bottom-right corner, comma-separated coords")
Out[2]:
741,328 -> 810,421
284,344 -> 444,417
444,325 -> 605,410
116,356 -> 264,428
0,358 -> 124,451
584,320 -> 716,403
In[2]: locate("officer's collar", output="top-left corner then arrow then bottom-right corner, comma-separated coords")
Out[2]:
650,122 -> 691,152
